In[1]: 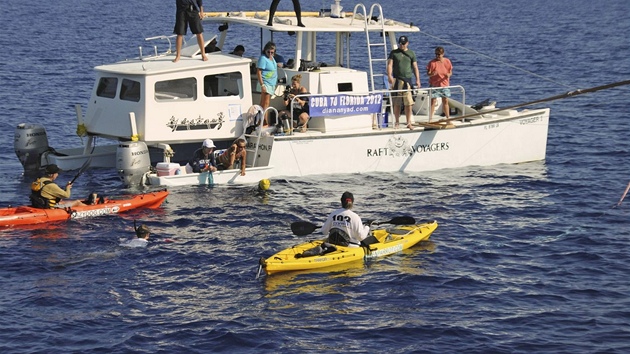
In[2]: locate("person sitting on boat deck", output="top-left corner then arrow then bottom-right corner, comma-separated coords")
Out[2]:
204,37 -> 222,53
121,224 -> 151,248
274,52 -> 286,68
30,164 -> 86,209
267,0 -> 305,27
230,44 -> 245,57
172,0 -> 208,63
217,138 -> 247,176
189,138 -> 218,173
321,192 -> 370,248
426,46 -> 453,121
387,35 -> 421,130
257,42 -> 278,125
279,74 -> 310,133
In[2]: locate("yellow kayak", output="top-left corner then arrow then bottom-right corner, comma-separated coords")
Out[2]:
260,220 -> 438,275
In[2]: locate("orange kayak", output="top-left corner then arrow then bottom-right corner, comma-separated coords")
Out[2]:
0,190 -> 169,228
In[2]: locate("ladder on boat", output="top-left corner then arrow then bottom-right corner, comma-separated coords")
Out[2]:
352,3 -> 391,125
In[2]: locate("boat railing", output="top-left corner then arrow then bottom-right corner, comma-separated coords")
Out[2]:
377,84 -> 467,121
139,35 -> 178,59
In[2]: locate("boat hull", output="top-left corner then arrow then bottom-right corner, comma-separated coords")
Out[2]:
262,221 -> 438,275
147,109 -> 549,186
0,190 -> 169,228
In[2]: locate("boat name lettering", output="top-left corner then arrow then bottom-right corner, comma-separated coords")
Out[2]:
309,93 -> 383,117
131,150 -> 149,156
366,244 -> 403,259
314,257 -> 329,263
71,206 -> 120,219
519,115 -> 543,125
257,144 -> 273,151
484,123 -> 500,130
367,142 -> 450,157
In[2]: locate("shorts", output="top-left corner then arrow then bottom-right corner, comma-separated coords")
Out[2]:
174,10 -> 204,35
391,78 -> 414,107
430,87 -> 451,99
256,82 -> 276,95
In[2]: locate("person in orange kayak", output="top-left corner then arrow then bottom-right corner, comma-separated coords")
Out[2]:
30,164 -> 86,209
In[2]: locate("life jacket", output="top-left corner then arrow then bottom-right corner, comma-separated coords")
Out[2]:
29,178 -> 56,209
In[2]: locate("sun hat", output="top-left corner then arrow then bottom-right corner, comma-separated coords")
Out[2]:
45,164 -> 61,174
202,139 -> 216,148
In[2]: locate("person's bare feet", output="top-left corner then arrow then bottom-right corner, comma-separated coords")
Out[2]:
201,55 -> 208,61
173,56 -> 180,63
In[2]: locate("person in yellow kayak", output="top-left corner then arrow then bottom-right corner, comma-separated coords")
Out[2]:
321,191 -> 370,247
30,164 -> 86,209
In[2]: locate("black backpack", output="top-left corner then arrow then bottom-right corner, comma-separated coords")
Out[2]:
29,179 -> 53,208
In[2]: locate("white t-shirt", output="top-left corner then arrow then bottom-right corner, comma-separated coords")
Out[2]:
321,207 -> 369,246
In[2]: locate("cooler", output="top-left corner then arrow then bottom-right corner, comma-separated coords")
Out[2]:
156,162 -> 181,176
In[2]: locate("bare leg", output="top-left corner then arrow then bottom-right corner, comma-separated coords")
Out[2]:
442,97 -> 450,119
393,102 -> 401,128
173,35 -> 184,62
405,105 -> 414,129
196,34 -> 208,61
260,92 -> 271,125
429,98 -> 436,122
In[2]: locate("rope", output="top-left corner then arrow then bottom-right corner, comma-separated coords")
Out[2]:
418,30 -> 574,90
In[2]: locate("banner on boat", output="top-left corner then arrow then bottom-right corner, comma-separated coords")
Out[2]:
308,93 -> 383,117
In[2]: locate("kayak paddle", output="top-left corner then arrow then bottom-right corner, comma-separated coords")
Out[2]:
290,216 -> 416,236
69,157 -> 92,184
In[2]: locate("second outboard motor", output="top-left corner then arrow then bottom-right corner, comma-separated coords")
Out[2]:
116,141 -> 151,187
14,123 -> 50,174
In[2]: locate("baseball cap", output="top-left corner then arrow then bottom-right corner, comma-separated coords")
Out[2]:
341,191 -> 354,208
202,139 -> 216,148
398,36 -> 409,44
45,164 -> 61,174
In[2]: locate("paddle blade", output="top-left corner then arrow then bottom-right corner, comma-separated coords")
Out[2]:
291,221 -> 319,236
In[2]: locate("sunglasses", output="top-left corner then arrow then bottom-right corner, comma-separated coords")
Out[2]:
266,50 -> 275,54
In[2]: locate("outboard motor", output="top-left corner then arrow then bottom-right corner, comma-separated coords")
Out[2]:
14,123 -> 50,173
116,141 -> 151,187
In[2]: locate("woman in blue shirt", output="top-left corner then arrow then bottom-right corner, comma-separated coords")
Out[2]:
257,41 -> 278,125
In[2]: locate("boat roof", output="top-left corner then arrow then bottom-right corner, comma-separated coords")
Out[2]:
94,53 -> 251,76
202,10 -> 420,34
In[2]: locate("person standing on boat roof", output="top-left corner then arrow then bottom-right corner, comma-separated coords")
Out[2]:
267,0 -> 305,27
321,192 -> 370,248
387,35 -> 421,130
426,46 -> 453,121
257,42 -> 278,125
189,138 -> 218,173
30,164 -> 86,209
173,0 -> 208,63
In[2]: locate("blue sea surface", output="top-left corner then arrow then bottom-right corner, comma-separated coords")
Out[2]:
1,0 -> 630,353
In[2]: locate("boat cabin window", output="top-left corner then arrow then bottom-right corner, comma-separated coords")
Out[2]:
120,79 -> 141,102
154,77 -> 197,101
338,83 -> 353,92
204,71 -> 242,98
96,77 -> 118,99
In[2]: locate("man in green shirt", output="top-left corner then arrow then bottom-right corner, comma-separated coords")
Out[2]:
386,36 -> 422,129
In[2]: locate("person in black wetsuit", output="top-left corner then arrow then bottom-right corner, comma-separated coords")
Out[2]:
266,0 -> 305,27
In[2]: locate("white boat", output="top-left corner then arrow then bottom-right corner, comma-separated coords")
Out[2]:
14,1 -> 550,186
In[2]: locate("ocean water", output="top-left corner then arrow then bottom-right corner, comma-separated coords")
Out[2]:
1,0 -> 630,353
